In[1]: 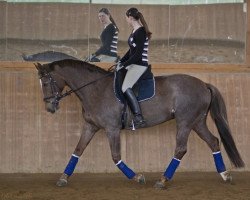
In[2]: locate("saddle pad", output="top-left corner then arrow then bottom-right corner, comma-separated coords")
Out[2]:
114,71 -> 155,103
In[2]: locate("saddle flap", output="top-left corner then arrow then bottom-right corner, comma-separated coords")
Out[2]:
114,66 -> 155,103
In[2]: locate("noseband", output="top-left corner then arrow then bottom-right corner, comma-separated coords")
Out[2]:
39,71 -> 61,107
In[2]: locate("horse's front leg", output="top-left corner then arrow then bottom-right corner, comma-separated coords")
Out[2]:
56,122 -> 99,187
106,128 -> 146,184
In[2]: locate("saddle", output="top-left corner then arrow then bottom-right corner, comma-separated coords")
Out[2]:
114,65 -> 155,103
114,65 -> 155,129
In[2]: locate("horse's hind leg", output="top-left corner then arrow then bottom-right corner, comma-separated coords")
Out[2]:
155,124 -> 191,189
193,119 -> 232,183
56,121 -> 99,187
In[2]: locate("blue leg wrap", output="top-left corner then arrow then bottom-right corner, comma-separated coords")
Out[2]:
64,154 -> 79,176
164,158 -> 181,180
213,151 -> 226,173
116,160 -> 136,179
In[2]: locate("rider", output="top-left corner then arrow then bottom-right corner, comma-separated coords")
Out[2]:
89,8 -> 119,62
116,7 -> 152,128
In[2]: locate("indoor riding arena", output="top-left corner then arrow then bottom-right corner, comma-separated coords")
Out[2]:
0,0 -> 250,200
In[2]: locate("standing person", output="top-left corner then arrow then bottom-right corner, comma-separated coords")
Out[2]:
116,7 -> 152,128
89,8 -> 119,62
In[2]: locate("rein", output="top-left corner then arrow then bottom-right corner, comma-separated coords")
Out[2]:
58,71 -> 113,100
42,64 -> 116,102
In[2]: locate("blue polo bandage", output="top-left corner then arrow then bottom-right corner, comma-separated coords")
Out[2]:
64,154 -> 79,176
213,151 -> 226,173
116,160 -> 136,179
164,158 -> 181,180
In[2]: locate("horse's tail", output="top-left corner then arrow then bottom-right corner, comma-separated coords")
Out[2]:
206,83 -> 245,168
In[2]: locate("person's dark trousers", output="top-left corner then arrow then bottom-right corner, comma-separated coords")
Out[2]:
124,88 -> 146,128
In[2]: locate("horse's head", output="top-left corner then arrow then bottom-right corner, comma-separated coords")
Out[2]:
35,62 -> 65,114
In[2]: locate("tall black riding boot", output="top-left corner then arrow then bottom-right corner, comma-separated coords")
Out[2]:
124,88 -> 146,128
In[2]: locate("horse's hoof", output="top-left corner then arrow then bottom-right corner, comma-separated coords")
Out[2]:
225,173 -> 233,184
56,174 -> 68,187
56,178 -> 68,187
154,180 -> 166,190
134,174 -> 146,184
221,171 -> 233,184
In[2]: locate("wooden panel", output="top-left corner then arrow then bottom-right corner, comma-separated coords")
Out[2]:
2,3 -> 245,42
246,2 -> 250,64
0,62 -> 250,173
0,2 -> 6,38
0,1 -> 7,60
168,4 -> 245,41
6,3 -> 90,40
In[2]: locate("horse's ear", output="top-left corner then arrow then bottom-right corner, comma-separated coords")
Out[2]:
34,62 -> 42,71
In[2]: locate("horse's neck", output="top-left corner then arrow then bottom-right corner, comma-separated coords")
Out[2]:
58,66 -> 112,108
59,66 -> 105,89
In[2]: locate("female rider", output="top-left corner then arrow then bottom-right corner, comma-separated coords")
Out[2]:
116,7 -> 152,128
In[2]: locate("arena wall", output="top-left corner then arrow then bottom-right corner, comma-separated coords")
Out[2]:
0,2 -> 6,41
247,2 -> 250,64
0,2 -> 246,42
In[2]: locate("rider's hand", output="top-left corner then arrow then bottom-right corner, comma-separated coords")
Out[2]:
115,62 -> 124,72
85,54 -> 96,62
89,54 -> 96,61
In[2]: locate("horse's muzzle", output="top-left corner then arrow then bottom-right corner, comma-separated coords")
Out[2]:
45,101 -> 59,114
46,106 -> 56,113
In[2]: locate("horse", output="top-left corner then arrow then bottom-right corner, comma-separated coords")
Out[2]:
35,59 -> 244,189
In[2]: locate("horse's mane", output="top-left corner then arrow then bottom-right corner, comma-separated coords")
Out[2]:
48,59 -> 109,75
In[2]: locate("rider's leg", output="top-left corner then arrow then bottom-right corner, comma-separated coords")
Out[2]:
122,64 -> 147,128
123,88 -> 145,127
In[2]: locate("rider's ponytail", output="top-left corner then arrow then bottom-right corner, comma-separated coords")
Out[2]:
126,7 -> 152,40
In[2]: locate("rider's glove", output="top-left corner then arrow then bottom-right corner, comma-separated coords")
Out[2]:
115,62 -> 124,72
90,54 -> 96,61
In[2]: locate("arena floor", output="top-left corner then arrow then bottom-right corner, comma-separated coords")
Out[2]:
0,172 -> 249,200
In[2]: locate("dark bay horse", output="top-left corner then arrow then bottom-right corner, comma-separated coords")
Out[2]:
35,59 -> 244,189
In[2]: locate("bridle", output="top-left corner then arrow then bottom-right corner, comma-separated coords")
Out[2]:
39,71 -> 62,108
39,64 -> 115,106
